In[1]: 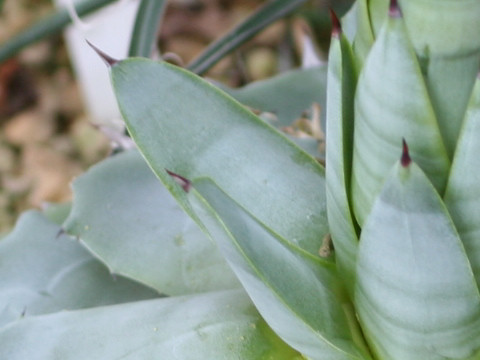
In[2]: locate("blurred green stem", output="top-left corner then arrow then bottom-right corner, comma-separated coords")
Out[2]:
128,0 -> 167,58
0,0 -> 117,63
187,0 -> 309,75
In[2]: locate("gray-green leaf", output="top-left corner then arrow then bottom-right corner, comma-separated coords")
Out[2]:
0,210 -> 157,329
63,149 -> 239,295
191,178 -> 370,360
111,58 -> 328,258
0,289 -> 301,359
355,159 -> 480,360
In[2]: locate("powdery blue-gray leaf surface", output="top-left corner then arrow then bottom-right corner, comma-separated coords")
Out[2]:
111,58 -> 329,259
63,149 -> 239,295
0,289 -> 302,360
220,66 -> 327,127
190,179 -> 371,360
351,10 -> 449,226
444,73 -> 480,289
325,20 -> 358,295
0,210 -> 158,329
355,160 -> 480,360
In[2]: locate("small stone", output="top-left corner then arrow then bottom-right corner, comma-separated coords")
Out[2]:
4,110 -> 55,145
245,47 -> 277,80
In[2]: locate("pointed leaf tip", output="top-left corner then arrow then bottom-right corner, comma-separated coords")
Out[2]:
166,169 -> 192,192
389,0 -> 402,18
401,138 -> 411,167
86,40 -> 119,67
329,9 -> 342,38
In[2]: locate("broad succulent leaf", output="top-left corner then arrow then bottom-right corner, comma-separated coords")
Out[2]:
422,56 -> 478,157
216,66 -> 328,159
355,152 -> 480,360
190,179 -> 370,360
395,0 -> 480,149
351,6 -> 449,226
107,57 -> 372,359
0,289 -> 301,359
220,66 -> 327,127
340,2 -> 358,43
110,58 -> 329,259
188,179 -> 367,360
351,0 -> 374,65
63,149 -> 239,295
325,18 -> 359,295
42,202 -> 71,225
0,211 -> 158,329
444,73 -> 480,289
360,0 -> 480,156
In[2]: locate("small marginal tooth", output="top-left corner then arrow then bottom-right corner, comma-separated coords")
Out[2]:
56,228 -> 66,239
389,0 -> 402,18
166,169 -> 192,193
86,40 -> 119,67
401,138 -> 411,167
329,9 -> 342,38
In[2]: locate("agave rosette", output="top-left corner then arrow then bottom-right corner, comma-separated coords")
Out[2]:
325,0 -> 480,359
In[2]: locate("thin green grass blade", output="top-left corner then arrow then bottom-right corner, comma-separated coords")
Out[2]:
187,0 -> 308,75
351,8 -> 449,226
0,0 -> 117,63
355,158 -> 480,360
325,23 -> 358,295
128,0 -> 167,58
444,72 -> 480,289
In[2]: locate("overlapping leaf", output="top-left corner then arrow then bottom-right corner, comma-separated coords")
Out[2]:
108,57 -> 371,359
221,66 -> 327,127
0,210 -> 158,329
325,20 -> 358,294
351,9 -> 449,226
111,58 -> 328,258
444,73 -> 480,289
63,149 -> 239,295
356,158 -> 480,360
0,289 -> 301,359
189,179 -> 369,360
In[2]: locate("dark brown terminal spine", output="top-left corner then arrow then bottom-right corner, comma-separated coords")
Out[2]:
389,0 -> 402,18
86,40 -> 119,67
401,138 -> 411,167
329,9 -> 342,38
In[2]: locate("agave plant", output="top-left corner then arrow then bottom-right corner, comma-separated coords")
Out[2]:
2,0 -> 480,359
326,0 -> 480,358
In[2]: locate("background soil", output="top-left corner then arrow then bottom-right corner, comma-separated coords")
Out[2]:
0,0 -> 351,234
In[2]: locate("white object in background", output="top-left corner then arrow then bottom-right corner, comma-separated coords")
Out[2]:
54,0 -> 140,125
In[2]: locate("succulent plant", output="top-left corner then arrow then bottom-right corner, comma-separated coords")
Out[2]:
2,0 -> 480,359
326,0 -> 480,358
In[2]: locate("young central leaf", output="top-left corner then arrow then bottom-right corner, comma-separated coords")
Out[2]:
351,5 -> 449,226
355,151 -> 480,360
